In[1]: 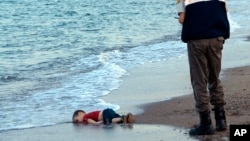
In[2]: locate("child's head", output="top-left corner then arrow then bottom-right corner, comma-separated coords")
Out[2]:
72,110 -> 86,123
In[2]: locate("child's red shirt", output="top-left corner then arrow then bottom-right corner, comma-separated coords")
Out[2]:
83,111 -> 101,124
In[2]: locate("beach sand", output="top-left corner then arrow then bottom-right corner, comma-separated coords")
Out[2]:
135,66 -> 250,140
0,123 -> 198,141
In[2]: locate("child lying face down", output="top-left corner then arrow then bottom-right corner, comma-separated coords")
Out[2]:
72,108 -> 134,125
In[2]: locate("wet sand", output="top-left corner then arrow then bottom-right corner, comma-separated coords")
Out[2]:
0,123 -> 197,141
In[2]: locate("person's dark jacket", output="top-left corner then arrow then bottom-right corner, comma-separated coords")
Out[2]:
181,0 -> 230,43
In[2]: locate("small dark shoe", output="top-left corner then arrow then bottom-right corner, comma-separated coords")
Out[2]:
122,113 -> 134,124
126,113 -> 134,123
122,115 -> 127,124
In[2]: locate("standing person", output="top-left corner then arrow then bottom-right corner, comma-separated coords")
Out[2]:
177,0 -> 230,135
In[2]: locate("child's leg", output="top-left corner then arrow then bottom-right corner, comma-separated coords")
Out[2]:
108,109 -> 125,124
111,112 -> 134,124
103,108 -> 122,124
112,117 -> 123,123
103,108 -> 134,124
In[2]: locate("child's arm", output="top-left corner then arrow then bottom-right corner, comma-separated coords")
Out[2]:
87,119 -> 103,125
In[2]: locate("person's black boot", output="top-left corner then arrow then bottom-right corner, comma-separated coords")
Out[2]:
212,107 -> 227,131
189,111 -> 215,135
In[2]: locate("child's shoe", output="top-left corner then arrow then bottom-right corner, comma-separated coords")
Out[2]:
126,113 -> 134,123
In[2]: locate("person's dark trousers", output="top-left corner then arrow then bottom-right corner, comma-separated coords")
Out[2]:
187,37 -> 226,113
187,37 -> 227,135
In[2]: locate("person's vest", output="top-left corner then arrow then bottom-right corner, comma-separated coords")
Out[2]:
181,0 -> 230,43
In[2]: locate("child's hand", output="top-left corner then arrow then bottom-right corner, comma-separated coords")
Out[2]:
94,120 -> 103,126
87,119 -> 103,125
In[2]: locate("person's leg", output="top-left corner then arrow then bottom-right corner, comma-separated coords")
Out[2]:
187,39 -> 214,135
207,37 -> 227,131
188,39 -> 210,113
207,37 -> 226,107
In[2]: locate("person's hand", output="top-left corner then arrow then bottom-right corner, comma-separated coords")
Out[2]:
178,12 -> 185,24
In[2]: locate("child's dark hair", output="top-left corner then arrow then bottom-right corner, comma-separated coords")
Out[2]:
72,110 -> 85,123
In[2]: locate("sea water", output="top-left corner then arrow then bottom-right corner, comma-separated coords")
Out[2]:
0,0 -> 242,131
